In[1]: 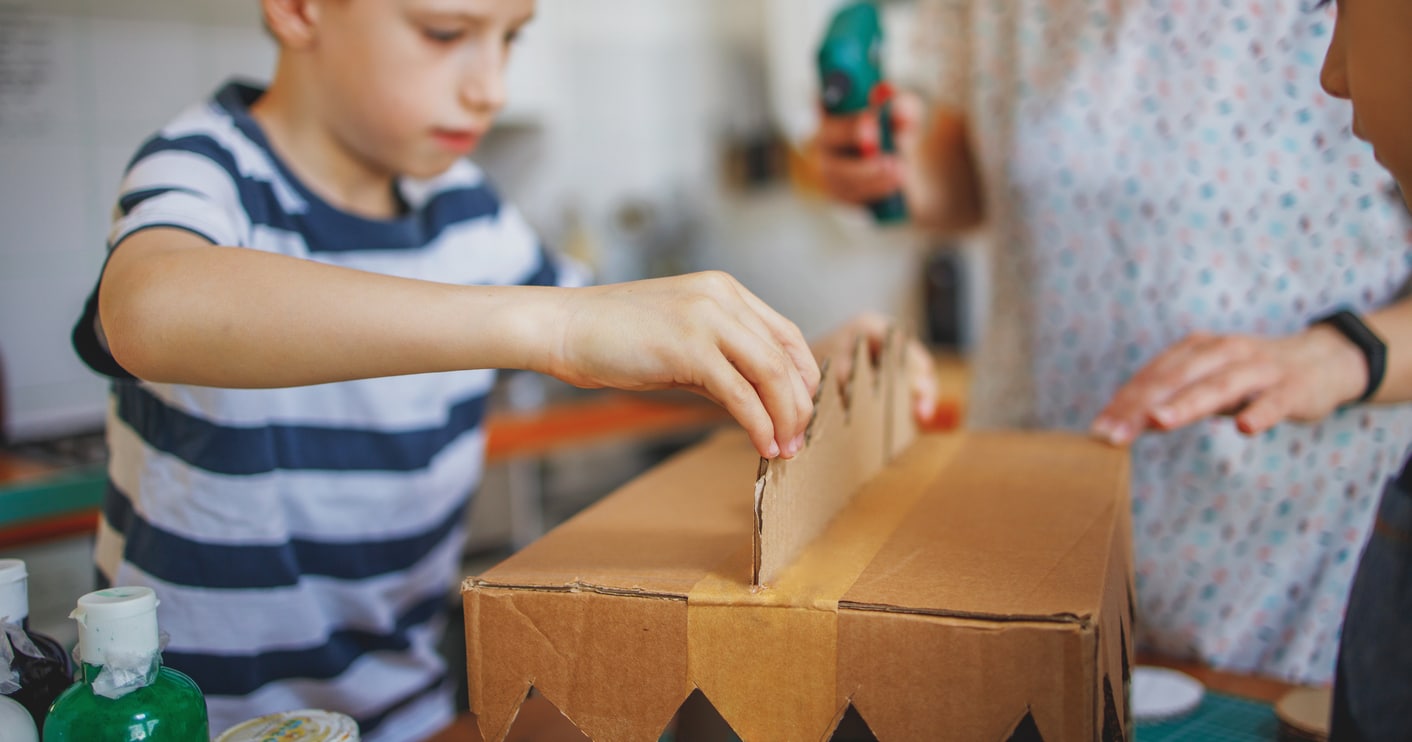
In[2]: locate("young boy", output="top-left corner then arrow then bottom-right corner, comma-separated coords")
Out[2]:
68,0 -> 923,738
1318,2 -> 1412,739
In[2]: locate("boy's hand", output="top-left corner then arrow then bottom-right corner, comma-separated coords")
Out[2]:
1090,327 -> 1368,445
812,312 -> 940,425
547,272 -> 820,459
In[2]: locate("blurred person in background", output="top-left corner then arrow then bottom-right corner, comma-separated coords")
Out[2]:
810,0 -> 1412,684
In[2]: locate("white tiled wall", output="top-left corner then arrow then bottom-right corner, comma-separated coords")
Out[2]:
0,0 -> 275,441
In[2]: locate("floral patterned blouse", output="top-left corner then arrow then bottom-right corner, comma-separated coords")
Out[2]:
915,0 -> 1412,682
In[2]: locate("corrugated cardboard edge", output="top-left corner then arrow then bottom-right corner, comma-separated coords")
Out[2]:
753,327 -> 914,586
1101,454 -> 1136,739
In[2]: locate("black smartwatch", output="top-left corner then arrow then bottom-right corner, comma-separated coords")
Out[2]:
1312,308 -> 1387,404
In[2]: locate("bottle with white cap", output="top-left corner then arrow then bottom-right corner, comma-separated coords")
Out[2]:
0,559 -> 72,733
42,586 -> 208,741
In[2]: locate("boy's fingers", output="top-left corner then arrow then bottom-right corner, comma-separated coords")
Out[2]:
694,273 -> 815,429
729,315 -> 814,453
719,284 -> 817,439
723,329 -> 810,458
733,284 -> 822,395
701,357 -> 779,459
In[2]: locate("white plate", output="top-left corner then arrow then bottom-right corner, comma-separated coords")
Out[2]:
1132,665 -> 1205,722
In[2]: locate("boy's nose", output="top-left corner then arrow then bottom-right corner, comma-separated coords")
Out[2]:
461,48 -> 508,114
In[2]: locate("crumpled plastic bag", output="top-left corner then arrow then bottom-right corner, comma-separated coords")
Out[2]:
88,649 -> 158,699
74,629 -> 170,700
0,617 -> 43,694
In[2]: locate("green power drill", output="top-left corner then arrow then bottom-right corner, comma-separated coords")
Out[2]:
817,1 -> 907,224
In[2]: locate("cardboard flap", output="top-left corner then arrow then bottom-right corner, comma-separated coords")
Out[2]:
838,432 -> 1129,621
832,432 -> 1128,741
754,328 -> 915,585
467,588 -> 691,742
840,611 -> 1093,741
470,431 -> 759,597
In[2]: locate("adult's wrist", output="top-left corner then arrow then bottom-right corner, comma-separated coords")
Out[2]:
1310,308 -> 1387,405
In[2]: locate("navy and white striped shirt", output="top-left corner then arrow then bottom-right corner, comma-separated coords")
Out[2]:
72,82 -> 568,741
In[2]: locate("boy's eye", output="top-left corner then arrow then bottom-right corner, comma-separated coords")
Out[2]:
423,27 -> 466,43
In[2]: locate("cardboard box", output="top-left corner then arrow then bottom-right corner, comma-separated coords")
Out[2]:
464,338 -> 1134,741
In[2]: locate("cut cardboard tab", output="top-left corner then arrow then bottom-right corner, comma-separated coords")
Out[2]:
754,327 -> 916,586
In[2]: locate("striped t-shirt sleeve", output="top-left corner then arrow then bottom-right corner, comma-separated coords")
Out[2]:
73,118 -> 255,379
109,126 -> 252,251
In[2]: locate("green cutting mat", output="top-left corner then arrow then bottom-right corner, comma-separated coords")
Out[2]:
1136,691 -> 1279,741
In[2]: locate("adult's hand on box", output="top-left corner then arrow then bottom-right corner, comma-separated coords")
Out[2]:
1090,327 -> 1367,445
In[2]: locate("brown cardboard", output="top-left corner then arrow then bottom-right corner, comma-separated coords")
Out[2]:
754,330 -> 915,586
465,342 -> 1133,741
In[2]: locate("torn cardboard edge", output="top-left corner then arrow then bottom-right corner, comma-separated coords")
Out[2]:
753,326 -> 916,586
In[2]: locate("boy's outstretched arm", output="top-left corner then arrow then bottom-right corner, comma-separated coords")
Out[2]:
98,228 -> 820,459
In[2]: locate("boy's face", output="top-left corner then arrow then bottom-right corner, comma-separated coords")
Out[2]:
300,0 -> 534,180
1320,0 -> 1412,210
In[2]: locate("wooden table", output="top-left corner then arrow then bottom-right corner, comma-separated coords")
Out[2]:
427,696 -> 587,742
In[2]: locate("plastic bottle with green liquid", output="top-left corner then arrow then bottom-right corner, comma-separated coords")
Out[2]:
42,586 -> 208,741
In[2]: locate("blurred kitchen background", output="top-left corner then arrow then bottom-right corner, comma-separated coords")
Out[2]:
0,0 -> 981,653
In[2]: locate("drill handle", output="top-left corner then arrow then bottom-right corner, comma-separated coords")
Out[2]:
869,99 -> 908,223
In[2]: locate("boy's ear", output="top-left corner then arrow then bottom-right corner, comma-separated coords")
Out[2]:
261,0 -> 323,49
